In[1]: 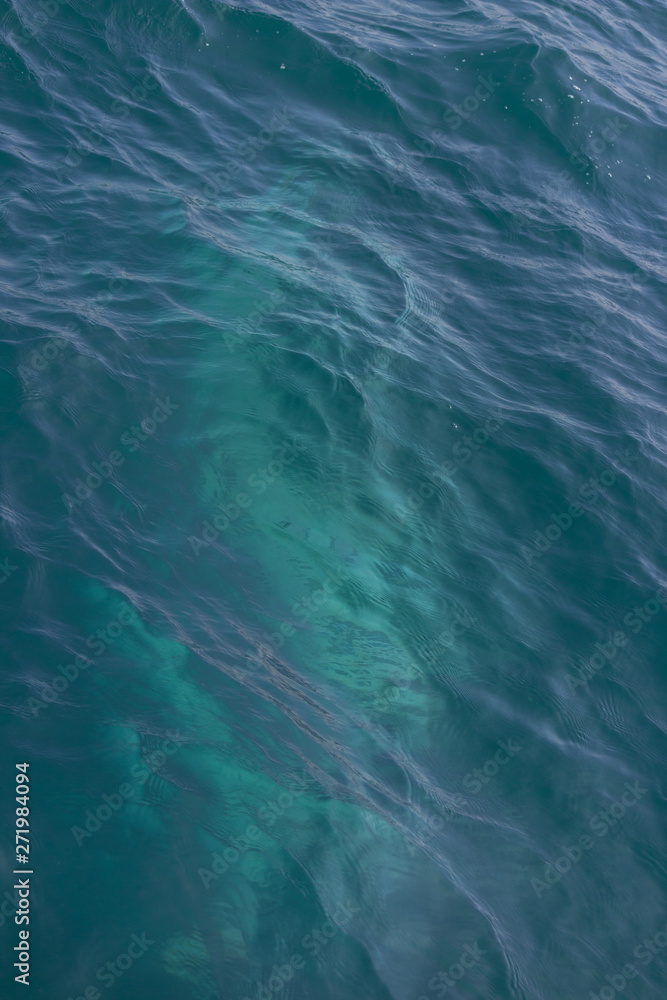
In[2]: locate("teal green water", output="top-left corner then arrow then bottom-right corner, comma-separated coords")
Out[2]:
1,1 -> 667,998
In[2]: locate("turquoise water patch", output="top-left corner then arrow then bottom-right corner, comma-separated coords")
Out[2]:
2,0 -> 667,997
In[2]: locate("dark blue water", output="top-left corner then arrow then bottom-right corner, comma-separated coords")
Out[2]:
1,1 -> 667,998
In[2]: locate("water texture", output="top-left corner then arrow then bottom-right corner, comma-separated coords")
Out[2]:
1,0 -> 666,998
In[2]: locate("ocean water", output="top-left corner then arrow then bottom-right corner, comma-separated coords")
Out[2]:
1,0 -> 666,998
